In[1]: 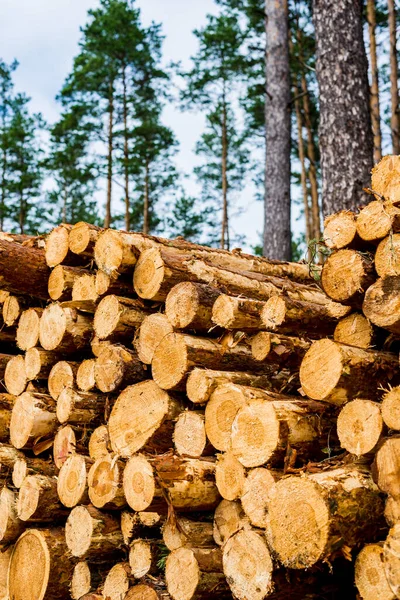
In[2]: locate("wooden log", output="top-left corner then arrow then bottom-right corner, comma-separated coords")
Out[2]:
103,563 -> 131,600
371,155 -> 400,204
17,474 -> 67,522
357,200 -> 400,242
134,313 -> 174,364
337,399 -> 383,455
266,465 -> 384,569
57,454 -> 92,507
205,383 -> 248,452
333,312 -> 374,349
10,391 -> 57,449
213,499 -> 250,546
0,488 -> 25,543
2,294 -> 26,327
215,451 -> 246,501
384,524 -> 400,598
39,302 -> 93,352
94,295 -> 150,342
363,276 -> 400,333
72,274 -> 98,304
123,454 -> 165,513
4,354 -> 27,395
16,307 -> 43,350
355,543 -> 396,600
0,354 -> 14,384
88,454 -> 126,510
88,425 -> 111,460
94,269 -> 134,298
125,585 -> 159,600
129,539 -> 159,579
108,380 -> 182,457
94,229 -> 140,276
385,497 -> 400,527
321,249 -> 375,306
0,545 -> 13,600
165,282 -> 221,331
69,222 -> 102,257
53,425 -> 85,469
186,368 -> 273,405
56,387 -> 107,426
375,234 -> 400,277
250,331 -> 310,366
0,393 -> 14,442
222,529 -> 273,600
48,264 -> 88,301
90,336 -> 111,357
48,360 -> 79,400
163,516 -> 214,551
240,467 -> 281,529
65,504 -> 124,559
382,387 -> 400,430
166,546 -> 228,600
8,527 -> 73,600
299,338 -> 398,404
373,437 -> 400,497
212,295 -> 266,331
173,411 -> 211,458
12,455 -> 56,488
45,223 -> 77,266
94,344 -> 146,393
25,348 -> 61,381
0,444 -> 24,472
71,561 -> 92,600
121,510 -> 163,545
77,358 -> 96,391
323,210 -> 358,250
0,238 -> 50,300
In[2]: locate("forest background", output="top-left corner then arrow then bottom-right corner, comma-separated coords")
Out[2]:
0,0 -> 398,260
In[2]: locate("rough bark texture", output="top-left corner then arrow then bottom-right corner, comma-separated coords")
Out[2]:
264,0 -> 291,260
0,238 -> 50,300
388,0 -> 400,154
313,0 -> 373,215
367,0 -> 382,163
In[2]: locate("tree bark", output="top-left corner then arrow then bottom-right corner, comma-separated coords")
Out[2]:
104,79 -> 114,229
0,238 -> 50,300
122,65 -> 130,231
293,78 -> 312,245
388,0 -> 400,154
264,0 -> 291,260
221,91 -> 229,250
313,0 -> 373,215
143,158 -> 150,234
367,0 -> 382,163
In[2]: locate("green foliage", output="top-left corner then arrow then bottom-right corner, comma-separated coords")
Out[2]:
167,193 -> 212,242
0,58 -> 18,229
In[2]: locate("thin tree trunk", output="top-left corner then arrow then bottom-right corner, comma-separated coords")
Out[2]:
264,0 -> 291,260
388,0 -> 400,154
143,159 -> 150,235
313,0 -> 373,216
122,66 -> 130,231
104,79 -> 114,229
19,153 -> 24,234
221,94 -> 229,251
0,106 -> 6,231
294,84 -> 312,246
62,184 -> 67,224
367,0 -> 382,163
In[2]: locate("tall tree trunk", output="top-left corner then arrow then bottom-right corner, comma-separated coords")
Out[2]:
62,184 -> 67,224
294,85 -> 312,245
19,190 -> 24,234
367,0 -> 382,163
221,94 -> 229,251
122,66 -> 130,231
264,0 -> 291,260
388,0 -> 400,154
0,149 -> 6,231
104,79 -> 114,229
143,159 -> 150,235
313,0 -> 373,216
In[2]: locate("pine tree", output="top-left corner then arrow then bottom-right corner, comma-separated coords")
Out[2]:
388,0 -> 400,154
0,59 -> 18,230
167,193 -> 210,242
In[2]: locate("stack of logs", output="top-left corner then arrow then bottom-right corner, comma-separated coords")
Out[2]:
0,156 -> 400,600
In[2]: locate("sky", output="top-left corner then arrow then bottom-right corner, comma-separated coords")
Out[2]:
0,0 -> 285,252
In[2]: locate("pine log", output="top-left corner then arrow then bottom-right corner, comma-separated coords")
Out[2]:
355,543 -> 395,600
299,338 -> 398,404
222,529 -> 273,600
0,545 -> 12,600
215,451 -> 246,501
71,561 -> 92,600
134,313 -> 174,364
163,516 -> 214,551
212,295 -> 266,331
39,302 -> 93,352
186,368 -> 273,405
48,264 -> 88,301
123,454 -> 164,513
10,391 -> 57,449
53,425 -> 85,469
17,474 -> 67,521
88,454 -> 126,510
56,387 -> 107,426
65,504 -> 124,559
321,249 -> 375,306
0,237 -> 50,300
12,455 -> 56,488
69,222 -> 102,257
129,539 -> 159,579
94,295 -> 150,342
385,497 -> 400,527
384,524 -> 400,598
121,510 -> 163,545
72,274 -> 98,304
125,585 -> 160,600
213,499 -> 251,546
0,488 -> 25,543
25,348 -> 62,381
371,155 -> 400,203
48,360 -> 79,400
250,331 -> 310,366
103,563 -> 131,600
205,383 -> 248,452
240,467 -> 281,528
94,229 -> 140,275
382,387 -> 400,430
357,200 -> 400,242
77,358 -> 96,391
0,444 -> 24,472
8,527 -> 73,600
2,294 -> 26,327
165,282 -> 221,331
90,336 -> 111,358
337,399 -> 383,455
4,354 -> 27,395
375,234 -> 400,277
94,344 -> 147,393
0,354 -> 13,384
363,276 -> 400,333
57,454 -> 92,507
174,411 -> 211,458
323,210 -> 358,250
88,425 -> 111,460
333,312 -> 374,349
45,223 -> 77,266
165,546 -> 228,600
94,269 -> 134,298
108,380 -> 182,457
373,437 -> 400,497
0,393 -> 14,441
266,465 -> 384,569
16,307 -> 43,350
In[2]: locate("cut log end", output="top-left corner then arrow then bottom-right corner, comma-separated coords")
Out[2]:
94,344 -> 146,393
166,281 -> 219,330
250,332 -> 271,361
151,333 -> 191,391
373,437 -> 400,498
375,234 -> 400,278
134,313 -> 173,364
323,210 -> 357,250
333,313 -> 373,349
134,247 -> 165,300
166,547 -> 208,600
382,387 -> 400,430
363,277 -> 400,333
129,539 -> 152,578
385,497 -> 400,527
371,155 -> 400,204
125,585 -> 159,600
45,225 -> 70,267
3,295 -> 21,327
123,455 -> 156,511
241,467 -> 279,528
57,454 -> 90,508
65,505 -> 96,557
5,355 -> 27,396
337,399 -> 383,455
16,308 -> 42,350
48,360 -> 77,401
71,561 -> 91,600
321,249 -> 374,304
299,339 -> 344,402
205,383 -> 246,452
77,359 -> 96,392
53,425 -> 77,469
89,425 -> 111,460
384,524 -> 400,598
357,200 -> 400,242
355,544 -> 396,600
94,229 -> 138,276
213,499 -> 250,546
88,454 -> 125,509
10,392 -> 56,450
69,221 -> 99,255
174,411 -> 207,458
72,274 -> 97,303
215,452 -> 246,501
103,563 -> 130,600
